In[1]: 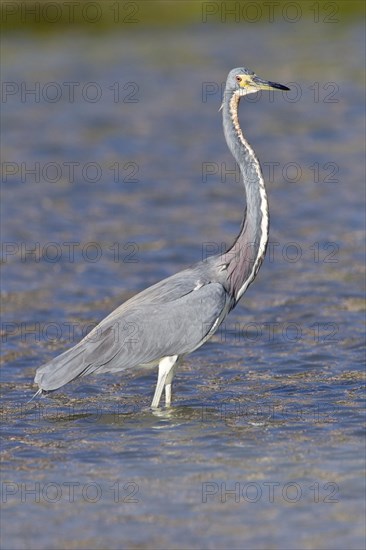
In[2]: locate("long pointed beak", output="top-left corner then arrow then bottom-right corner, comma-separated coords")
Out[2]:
252,75 -> 290,91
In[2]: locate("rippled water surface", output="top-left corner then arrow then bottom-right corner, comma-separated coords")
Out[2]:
1,15 -> 365,550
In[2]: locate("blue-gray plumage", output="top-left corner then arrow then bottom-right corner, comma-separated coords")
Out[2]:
33,67 -> 290,408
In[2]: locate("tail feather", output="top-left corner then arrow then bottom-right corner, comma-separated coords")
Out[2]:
34,344 -> 88,391
26,388 -> 43,404
34,319 -> 129,392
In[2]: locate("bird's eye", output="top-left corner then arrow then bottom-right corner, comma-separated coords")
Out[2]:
236,76 -> 242,83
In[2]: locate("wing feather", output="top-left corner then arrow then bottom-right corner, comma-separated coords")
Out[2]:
35,282 -> 229,390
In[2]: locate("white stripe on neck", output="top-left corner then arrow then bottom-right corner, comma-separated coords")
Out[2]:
229,91 -> 269,301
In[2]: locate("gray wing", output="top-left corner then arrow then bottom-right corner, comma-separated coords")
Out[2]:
35,280 -> 229,390
84,281 -> 228,372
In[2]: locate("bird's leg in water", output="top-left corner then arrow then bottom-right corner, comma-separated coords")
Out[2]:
164,360 -> 180,406
165,383 -> 173,406
151,355 -> 178,408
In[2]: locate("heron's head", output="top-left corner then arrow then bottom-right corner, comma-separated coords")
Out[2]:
226,67 -> 290,97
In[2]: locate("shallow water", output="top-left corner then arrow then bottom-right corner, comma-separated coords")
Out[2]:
1,16 -> 365,550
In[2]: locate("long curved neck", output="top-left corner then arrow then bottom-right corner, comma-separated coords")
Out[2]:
220,91 -> 269,302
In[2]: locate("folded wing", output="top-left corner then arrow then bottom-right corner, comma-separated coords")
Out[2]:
35,282 -> 229,391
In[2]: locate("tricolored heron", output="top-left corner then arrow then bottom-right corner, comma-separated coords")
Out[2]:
33,67 -> 290,408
